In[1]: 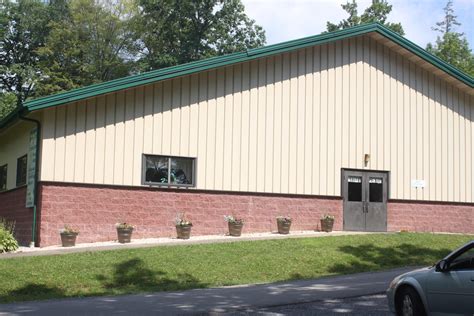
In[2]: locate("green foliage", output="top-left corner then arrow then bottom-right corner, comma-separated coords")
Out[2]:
0,0 -> 51,105
426,1 -> 474,76
0,0 -> 265,120
427,33 -> 474,76
326,0 -> 404,35
0,93 -> 16,120
0,233 -> 470,303
136,0 -> 266,70
36,0 -> 139,96
0,218 -> 19,253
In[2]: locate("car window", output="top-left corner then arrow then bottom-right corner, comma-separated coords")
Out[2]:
449,246 -> 474,271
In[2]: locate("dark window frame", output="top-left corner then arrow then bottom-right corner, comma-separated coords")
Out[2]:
0,164 -> 7,191
16,155 -> 28,187
142,154 -> 196,187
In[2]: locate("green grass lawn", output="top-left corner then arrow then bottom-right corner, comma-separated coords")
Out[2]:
0,233 -> 472,303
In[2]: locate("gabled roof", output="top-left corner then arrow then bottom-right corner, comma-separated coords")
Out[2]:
1,22 -> 473,130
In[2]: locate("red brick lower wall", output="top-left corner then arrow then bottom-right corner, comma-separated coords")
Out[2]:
37,183 -> 343,246
388,201 -> 474,234
0,187 -> 34,246
36,182 -> 474,247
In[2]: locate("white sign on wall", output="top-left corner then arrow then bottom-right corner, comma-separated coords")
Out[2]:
411,179 -> 426,188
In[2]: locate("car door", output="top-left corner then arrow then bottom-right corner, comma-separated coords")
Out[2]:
426,245 -> 474,315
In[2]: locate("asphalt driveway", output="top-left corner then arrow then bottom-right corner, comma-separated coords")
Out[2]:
0,267 -> 416,315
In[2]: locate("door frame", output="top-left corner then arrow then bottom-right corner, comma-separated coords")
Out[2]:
341,168 -> 390,231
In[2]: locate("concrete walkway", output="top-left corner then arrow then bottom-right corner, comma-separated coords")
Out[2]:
0,267 -> 415,315
1,230 -> 380,259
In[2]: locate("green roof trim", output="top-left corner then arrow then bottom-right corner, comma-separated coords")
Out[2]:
1,23 -> 473,129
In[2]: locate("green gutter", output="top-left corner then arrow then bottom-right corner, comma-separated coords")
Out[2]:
18,109 -> 41,247
1,23 -> 473,127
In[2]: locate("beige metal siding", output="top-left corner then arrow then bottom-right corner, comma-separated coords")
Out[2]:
0,122 -> 33,191
38,35 -> 474,202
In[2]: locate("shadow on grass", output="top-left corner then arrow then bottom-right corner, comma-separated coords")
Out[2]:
3,258 -> 207,303
96,258 -> 208,293
6,284 -> 65,303
328,243 -> 452,274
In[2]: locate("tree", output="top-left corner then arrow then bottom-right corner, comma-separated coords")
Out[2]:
36,0 -> 139,96
136,0 -> 266,71
0,0 -> 51,107
327,0 -> 404,35
426,0 -> 474,76
0,93 -> 16,120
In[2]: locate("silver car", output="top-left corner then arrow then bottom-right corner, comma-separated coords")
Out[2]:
387,240 -> 474,316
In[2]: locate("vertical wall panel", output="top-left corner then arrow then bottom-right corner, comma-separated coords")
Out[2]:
214,69 -> 225,190
231,66 -> 242,191
37,36 -> 474,203
297,49 -> 306,194
84,99 -> 96,183
113,91 -> 125,185
304,47 -> 314,195
327,43 -> 336,194
104,94 -> 116,184
273,55 -> 283,193
265,57 -> 275,193
64,103 -> 77,182
240,65 -> 250,191
94,96 -> 106,184
74,101 -> 86,183
223,67 -> 234,191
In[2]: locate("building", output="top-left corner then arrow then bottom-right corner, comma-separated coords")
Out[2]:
0,23 -> 473,247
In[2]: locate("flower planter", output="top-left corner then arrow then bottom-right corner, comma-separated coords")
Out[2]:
117,228 -> 133,243
277,220 -> 292,234
60,232 -> 78,247
320,218 -> 334,232
176,225 -> 192,239
228,222 -> 243,237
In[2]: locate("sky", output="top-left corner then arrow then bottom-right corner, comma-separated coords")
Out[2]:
241,0 -> 474,49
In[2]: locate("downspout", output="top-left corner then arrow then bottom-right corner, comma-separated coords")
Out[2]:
18,112 -> 41,247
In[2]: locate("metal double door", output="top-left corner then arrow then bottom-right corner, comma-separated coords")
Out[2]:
342,169 -> 388,232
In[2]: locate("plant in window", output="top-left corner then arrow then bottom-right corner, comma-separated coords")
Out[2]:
115,222 -> 134,243
59,225 -> 79,247
276,216 -> 292,234
224,215 -> 244,237
320,214 -> 335,233
175,213 -> 192,239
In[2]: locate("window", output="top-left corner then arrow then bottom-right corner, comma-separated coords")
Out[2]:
143,155 -> 195,186
369,177 -> 383,202
16,155 -> 27,187
0,164 -> 7,191
449,246 -> 474,271
348,176 -> 362,201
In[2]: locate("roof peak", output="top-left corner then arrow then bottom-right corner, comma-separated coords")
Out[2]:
1,23 -> 472,129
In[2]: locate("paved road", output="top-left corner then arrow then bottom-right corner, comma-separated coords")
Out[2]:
225,294 -> 390,315
0,268 -> 413,315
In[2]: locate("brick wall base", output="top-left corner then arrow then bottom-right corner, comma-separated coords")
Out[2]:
37,183 -> 343,246
36,182 -> 474,247
388,201 -> 473,234
0,187 -> 34,246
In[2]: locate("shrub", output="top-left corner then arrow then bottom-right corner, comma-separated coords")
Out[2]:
0,218 -> 19,253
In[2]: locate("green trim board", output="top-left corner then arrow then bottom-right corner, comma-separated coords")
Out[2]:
1,23 -> 473,129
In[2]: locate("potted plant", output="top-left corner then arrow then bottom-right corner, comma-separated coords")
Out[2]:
320,214 -> 335,232
59,225 -> 79,247
224,215 -> 244,237
175,213 -> 192,239
276,216 -> 292,234
116,222 -> 134,243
